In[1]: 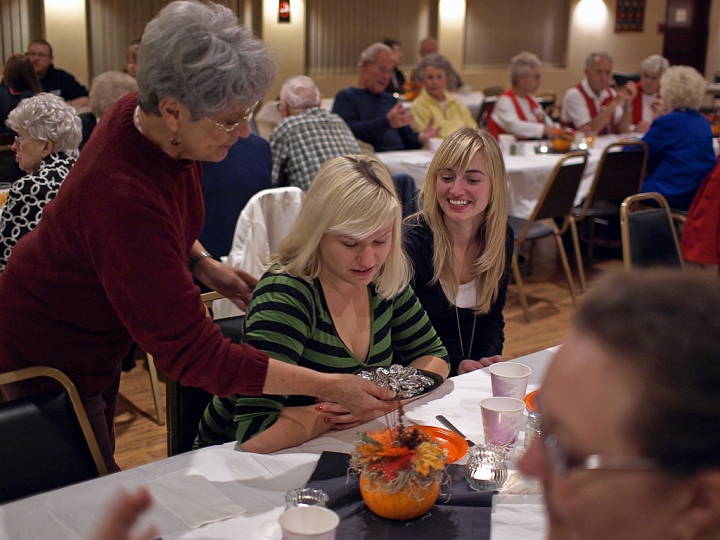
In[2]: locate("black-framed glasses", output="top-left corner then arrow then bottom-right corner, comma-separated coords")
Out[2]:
542,431 -> 658,478
204,101 -> 258,134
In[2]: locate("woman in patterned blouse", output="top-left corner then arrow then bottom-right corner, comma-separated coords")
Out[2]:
0,93 -> 81,272
195,155 -> 449,453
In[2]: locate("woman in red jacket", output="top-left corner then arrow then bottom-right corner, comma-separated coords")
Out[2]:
0,1 -> 391,472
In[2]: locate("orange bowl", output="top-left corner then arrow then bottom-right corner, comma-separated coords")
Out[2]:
413,425 -> 469,463
524,390 -> 539,412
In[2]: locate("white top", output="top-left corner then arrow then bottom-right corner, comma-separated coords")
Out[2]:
641,92 -> 657,125
442,279 -> 478,309
490,94 -> 554,139
560,79 -> 623,130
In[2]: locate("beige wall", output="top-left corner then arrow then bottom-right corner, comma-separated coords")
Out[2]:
268,0 -> 671,101
41,0 -> 720,102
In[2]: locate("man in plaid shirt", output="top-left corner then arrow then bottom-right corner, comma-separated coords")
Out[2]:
270,76 -> 361,191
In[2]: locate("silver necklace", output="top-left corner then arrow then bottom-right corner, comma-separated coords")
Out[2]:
455,305 -> 477,359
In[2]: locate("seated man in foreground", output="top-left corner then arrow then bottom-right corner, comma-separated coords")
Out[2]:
487,51 -> 558,140
270,75 -> 360,191
332,42 -> 439,152
560,51 -> 636,134
520,269 -> 720,540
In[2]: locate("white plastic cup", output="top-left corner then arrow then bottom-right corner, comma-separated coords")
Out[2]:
480,397 -> 526,449
278,506 -> 340,540
428,137 -> 443,154
489,362 -> 531,399
498,134 -> 516,154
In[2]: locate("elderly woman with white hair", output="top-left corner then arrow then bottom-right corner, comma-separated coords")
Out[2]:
411,54 -> 477,139
0,92 -> 81,272
0,1 -> 393,473
488,51 -> 558,140
630,54 -> 670,133
641,65 -> 716,210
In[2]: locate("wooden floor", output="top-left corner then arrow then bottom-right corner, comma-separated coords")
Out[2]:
114,235 -> 625,470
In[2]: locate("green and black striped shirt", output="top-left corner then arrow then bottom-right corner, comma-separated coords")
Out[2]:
195,270 -> 448,448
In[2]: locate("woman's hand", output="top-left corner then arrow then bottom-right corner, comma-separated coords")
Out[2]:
314,400 -> 397,431
458,355 -> 505,374
317,374 -> 395,417
194,258 -> 258,310
418,118 -> 441,145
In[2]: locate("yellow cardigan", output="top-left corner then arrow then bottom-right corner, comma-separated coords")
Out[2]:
410,88 -> 477,140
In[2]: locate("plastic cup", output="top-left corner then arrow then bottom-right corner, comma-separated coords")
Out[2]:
489,362 -> 531,399
428,137 -> 443,154
278,506 -> 340,540
498,134 -> 516,154
480,397 -> 525,449
0,182 -> 11,207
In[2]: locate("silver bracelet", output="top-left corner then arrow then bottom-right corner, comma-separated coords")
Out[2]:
187,250 -> 212,273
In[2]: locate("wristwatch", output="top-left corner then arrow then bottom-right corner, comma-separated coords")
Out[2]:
187,250 -> 212,273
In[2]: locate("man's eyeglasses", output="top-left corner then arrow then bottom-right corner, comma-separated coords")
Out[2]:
204,101 -> 258,134
542,431 -> 658,478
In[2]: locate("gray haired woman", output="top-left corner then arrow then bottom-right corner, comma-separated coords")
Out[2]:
410,54 -> 477,139
0,92 -> 81,272
0,0 -> 392,473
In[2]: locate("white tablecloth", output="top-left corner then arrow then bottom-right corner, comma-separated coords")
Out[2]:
0,348 -> 555,540
377,137 -> 630,219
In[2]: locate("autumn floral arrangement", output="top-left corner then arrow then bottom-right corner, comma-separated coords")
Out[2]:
349,405 -> 447,520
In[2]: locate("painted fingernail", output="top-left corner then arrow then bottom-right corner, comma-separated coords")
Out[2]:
316,405 -> 323,411
325,417 -> 332,422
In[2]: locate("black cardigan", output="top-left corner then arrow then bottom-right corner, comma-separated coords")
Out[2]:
404,216 -> 513,376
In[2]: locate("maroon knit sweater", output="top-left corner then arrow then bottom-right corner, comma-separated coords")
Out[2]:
0,93 -> 269,397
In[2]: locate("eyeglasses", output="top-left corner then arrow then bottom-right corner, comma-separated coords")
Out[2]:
204,101 -> 258,134
27,51 -> 50,59
542,431 -> 658,478
12,136 -> 43,149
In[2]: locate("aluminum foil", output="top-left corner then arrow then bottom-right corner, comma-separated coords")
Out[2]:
357,365 -> 436,398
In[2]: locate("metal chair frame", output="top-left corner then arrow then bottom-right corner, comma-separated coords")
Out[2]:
620,192 -> 685,271
510,151 -> 587,322
0,366 -> 109,481
569,141 -> 648,291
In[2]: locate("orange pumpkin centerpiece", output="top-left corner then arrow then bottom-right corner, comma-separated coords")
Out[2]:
552,131 -> 573,152
350,420 -> 446,520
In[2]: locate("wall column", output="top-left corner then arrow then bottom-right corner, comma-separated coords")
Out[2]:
42,0 -> 89,87
438,0 -> 466,79
262,0 -> 305,101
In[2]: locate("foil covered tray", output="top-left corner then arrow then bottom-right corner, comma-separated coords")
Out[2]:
356,365 -> 443,399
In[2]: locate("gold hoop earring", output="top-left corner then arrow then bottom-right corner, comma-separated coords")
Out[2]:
170,131 -> 180,146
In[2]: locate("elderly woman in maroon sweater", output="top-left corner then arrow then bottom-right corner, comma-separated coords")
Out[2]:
0,1 -> 392,472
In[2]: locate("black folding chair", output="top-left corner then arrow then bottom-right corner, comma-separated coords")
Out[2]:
569,141 -> 648,291
509,151 -> 587,322
620,192 -> 684,271
0,367 -> 108,504
166,291 -> 245,455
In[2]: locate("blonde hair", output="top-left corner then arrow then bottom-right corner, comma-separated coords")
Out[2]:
417,128 -> 508,314
660,65 -> 707,112
275,155 -> 410,299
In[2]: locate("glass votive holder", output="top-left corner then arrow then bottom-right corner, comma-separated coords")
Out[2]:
465,443 -> 508,491
285,488 -> 329,509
